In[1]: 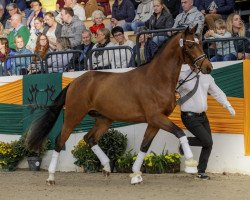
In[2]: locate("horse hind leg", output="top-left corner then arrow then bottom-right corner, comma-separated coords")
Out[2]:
130,125 -> 159,185
46,107 -> 88,185
84,117 -> 112,177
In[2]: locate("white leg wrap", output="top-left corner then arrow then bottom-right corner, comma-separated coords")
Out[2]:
48,151 -> 59,174
180,136 -> 193,160
132,151 -> 146,173
91,145 -> 110,166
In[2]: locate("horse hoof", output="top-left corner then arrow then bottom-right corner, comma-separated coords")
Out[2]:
102,169 -> 110,177
185,166 -> 198,174
46,179 -> 55,185
131,175 -> 143,185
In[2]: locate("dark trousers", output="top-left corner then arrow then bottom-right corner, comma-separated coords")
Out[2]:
181,112 -> 213,173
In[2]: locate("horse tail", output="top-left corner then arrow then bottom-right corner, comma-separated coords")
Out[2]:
26,84 -> 70,152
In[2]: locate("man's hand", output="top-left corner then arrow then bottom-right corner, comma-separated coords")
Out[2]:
226,105 -> 236,117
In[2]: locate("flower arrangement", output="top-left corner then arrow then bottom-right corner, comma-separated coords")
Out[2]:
0,140 -> 24,171
116,149 -> 137,173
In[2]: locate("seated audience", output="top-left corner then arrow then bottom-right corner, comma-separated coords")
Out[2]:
163,0 -> 180,18
111,0 -> 135,30
43,12 -> 62,51
111,26 -> 135,68
5,0 -> 27,12
12,35 -> 32,75
204,19 -> 237,62
97,0 -> 111,16
47,37 -> 73,73
26,0 -> 44,31
226,13 -> 250,59
89,28 -> 114,69
26,17 -> 45,52
7,14 -> 30,50
60,7 -> 86,48
200,0 -> 235,30
89,10 -> 105,35
0,37 -> 15,75
124,0 -> 154,31
172,0 -> 204,38
145,0 -> 174,45
131,26 -> 158,66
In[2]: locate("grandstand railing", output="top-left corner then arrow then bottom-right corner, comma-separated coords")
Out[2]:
202,37 -> 249,60
135,27 -> 186,66
44,50 -> 84,73
0,53 -> 43,76
86,46 -> 135,70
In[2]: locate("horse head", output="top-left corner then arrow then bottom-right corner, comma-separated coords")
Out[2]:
180,25 -> 213,74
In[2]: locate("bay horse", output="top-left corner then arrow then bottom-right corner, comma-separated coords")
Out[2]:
26,25 -> 213,185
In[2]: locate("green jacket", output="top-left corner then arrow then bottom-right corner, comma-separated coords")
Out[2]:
7,25 -> 30,50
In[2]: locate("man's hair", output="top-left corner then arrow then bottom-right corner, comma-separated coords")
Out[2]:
215,19 -> 226,30
6,3 -> 18,10
31,0 -> 42,7
111,26 -> 124,36
62,7 -> 74,17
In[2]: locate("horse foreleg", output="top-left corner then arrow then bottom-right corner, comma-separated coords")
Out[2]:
148,114 -> 198,173
84,117 -> 112,177
130,125 -> 159,185
46,150 -> 59,185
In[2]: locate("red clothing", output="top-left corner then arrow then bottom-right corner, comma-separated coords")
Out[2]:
89,23 -> 105,34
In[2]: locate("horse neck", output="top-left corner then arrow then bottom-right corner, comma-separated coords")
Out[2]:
147,35 -> 184,87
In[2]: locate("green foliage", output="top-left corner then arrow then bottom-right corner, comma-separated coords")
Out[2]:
116,149 -> 136,173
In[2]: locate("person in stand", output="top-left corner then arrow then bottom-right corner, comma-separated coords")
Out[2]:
177,66 -> 236,180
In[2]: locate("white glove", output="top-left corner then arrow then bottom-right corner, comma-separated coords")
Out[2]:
226,105 -> 236,117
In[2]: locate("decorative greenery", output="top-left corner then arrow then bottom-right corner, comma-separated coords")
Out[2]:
143,151 -> 181,174
72,129 -> 128,172
0,140 -> 24,171
116,149 -> 137,173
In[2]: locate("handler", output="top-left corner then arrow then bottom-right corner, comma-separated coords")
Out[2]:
177,67 -> 236,180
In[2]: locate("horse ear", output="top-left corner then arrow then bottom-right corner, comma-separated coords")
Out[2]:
190,24 -> 198,34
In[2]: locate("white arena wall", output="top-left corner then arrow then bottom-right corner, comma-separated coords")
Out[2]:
1,61 -> 250,174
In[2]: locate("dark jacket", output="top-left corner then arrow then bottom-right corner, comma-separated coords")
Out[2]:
131,39 -> 158,66
199,0 -> 235,15
43,22 -> 62,38
112,0 -> 135,23
67,42 -> 95,71
163,0 -> 181,18
145,10 -> 174,31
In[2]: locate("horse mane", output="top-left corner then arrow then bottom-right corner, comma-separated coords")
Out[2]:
139,31 -> 182,67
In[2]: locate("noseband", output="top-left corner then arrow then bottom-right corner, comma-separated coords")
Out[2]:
180,38 -> 207,70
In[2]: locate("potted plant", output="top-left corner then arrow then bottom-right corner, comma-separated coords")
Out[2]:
116,149 -> 137,173
0,140 -> 24,171
164,153 -> 181,173
72,128 -> 128,172
71,139 -> 101,173
18,133 -> 49,171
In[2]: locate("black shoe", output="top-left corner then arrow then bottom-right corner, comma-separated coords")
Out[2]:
178,144 -> 184,155
197,173 -> 210,180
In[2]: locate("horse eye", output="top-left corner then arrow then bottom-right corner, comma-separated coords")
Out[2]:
188,44 -> 194,48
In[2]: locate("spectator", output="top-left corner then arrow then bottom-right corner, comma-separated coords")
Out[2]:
28,33 -> 50,74
89,10 -> 105,35
40,0 -> 57,12
226,13 -> 250,60
111,0 -> 135,30
43,12 -> 62,51
111,26 -> 134,68
26,0 -> 44,30
200,0 -> 235,31
0,37 -> 15,75
172,0 -> 204,38
83,0 -> 100,19
97,0 -> 111,16
145,0 -> 174,45
89,28 -> 114,69
60,7 -> 85,48
0,4 -> 7,26
131,26 -> 158,66
56,0 -> 65,11
47,37 -> 73,73
5,0 -> 27,12
5,3 -> 27,32
124,0 -> 154,31
204,19 -> 237,62
7,14 -> 30,50
56,0 -> 86,22
12,35 -> 32,75
163,0 -> 181,18
67,30 -> 95,71
26,17 -> 45,52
